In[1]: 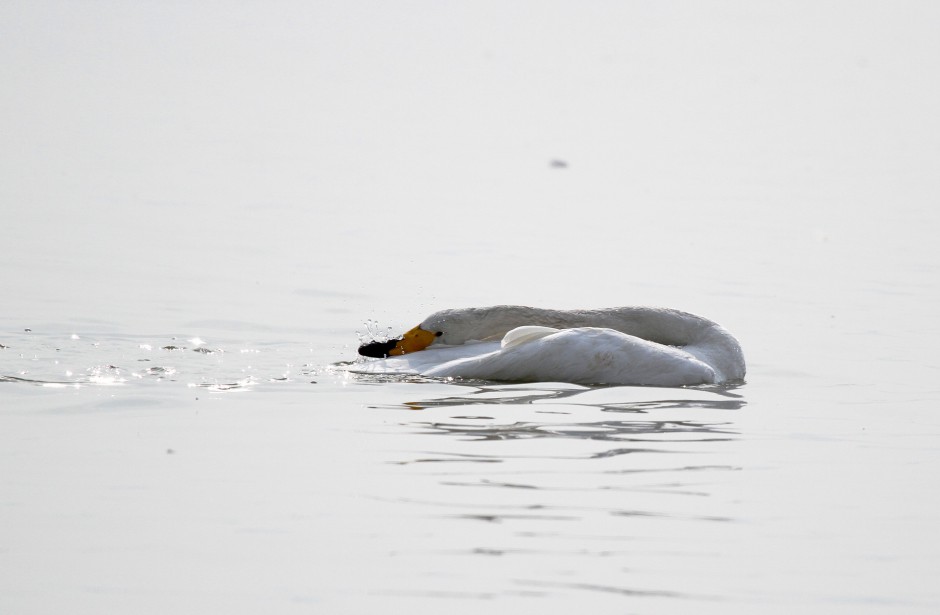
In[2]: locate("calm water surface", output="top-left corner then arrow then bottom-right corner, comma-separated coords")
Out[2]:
3,2 -> 940,614
3,301 -> 938,613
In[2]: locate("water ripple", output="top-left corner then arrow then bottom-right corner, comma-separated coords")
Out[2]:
411,418 -> 737,442
370,380 -> 747,606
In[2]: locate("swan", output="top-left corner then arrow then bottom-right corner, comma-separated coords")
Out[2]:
355,306 -> 745,386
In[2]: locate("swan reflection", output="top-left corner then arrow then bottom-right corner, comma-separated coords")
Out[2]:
411,418 -> 737,443
377,383 -> 744,446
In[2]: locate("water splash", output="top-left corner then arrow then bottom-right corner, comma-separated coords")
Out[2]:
356,319 -> 395,345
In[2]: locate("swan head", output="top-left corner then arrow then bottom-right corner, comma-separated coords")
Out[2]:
357,306 -> 533,358
358,325 -> 442,358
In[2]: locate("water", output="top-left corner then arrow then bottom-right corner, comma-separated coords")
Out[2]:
3,2 -> 940,613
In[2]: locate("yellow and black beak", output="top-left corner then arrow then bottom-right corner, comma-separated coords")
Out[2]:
358,326 -> 440,358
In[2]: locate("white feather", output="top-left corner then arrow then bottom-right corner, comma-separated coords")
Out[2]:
350,306 -> 745,386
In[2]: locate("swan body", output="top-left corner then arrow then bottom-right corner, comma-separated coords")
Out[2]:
355,306 -> 745,386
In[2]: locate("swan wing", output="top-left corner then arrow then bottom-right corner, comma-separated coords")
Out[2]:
424,327 -> 716,386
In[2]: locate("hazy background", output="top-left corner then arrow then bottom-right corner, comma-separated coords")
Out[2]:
4,1 -> 938,335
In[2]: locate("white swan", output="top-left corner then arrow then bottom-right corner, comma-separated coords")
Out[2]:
355,306 -> 745,386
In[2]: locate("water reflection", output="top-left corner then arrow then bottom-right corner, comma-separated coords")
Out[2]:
374,381 -> 747,603
414,418 -> 737,443
513,579 -> 701,600
382,383 -> 744,450
381,383 -> 745,412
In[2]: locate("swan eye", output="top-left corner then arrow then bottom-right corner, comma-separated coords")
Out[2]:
435,331 -> 443,337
